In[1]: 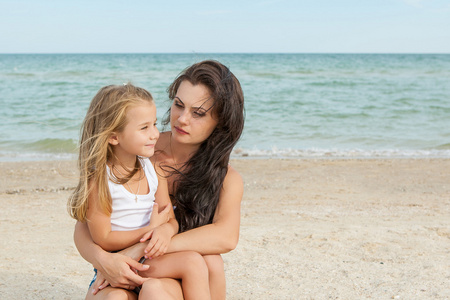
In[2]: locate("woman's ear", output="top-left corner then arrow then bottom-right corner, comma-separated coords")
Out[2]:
108,133 -> 119,146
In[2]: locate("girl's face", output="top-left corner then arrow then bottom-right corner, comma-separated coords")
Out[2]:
112,101 -> 159,159
170,81 -> 218,148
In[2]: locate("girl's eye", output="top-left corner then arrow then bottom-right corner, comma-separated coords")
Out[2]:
174,101 -> 183,108
141,126 -> 148,130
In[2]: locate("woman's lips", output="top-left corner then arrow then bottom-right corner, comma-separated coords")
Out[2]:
175,126 -> 189,135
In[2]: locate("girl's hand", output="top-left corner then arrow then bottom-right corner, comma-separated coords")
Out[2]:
148,203 -> 171,228
139,202 -> 171,245
140,229 -> 154,244
143,225 -> 173,259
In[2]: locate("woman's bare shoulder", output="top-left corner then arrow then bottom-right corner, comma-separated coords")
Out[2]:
155,131 -> 171,152
216,164 -> 243,214
151,132 -> 170,164
224,164 -> 243,187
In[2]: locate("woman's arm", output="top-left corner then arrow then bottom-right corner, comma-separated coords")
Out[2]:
73,221 -> 149,288
166,166 -> 243,255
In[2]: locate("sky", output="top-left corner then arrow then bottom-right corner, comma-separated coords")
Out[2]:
1,0 -> 449,53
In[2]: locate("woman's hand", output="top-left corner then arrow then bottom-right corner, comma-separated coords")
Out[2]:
91,271 -> 109,295
91,251 -> 150,294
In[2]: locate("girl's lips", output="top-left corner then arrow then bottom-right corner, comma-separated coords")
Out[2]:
175,126 -> 189,135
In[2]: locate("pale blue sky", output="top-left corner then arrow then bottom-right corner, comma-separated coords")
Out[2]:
1,0 -> 449,53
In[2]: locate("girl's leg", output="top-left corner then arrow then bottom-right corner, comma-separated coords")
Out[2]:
203,255 -> 226,300
85,285 -> 137,300
139,251 -> 210,300
139,278 -> 183,300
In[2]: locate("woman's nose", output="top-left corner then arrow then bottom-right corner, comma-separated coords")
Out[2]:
178,110 -> 189,124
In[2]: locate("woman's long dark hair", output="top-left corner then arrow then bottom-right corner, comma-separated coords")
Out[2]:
164,60 -> 245,232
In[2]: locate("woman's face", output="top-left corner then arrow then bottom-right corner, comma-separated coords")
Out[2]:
170,80 -> 218,148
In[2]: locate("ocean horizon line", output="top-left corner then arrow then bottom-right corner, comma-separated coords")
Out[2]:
1,52 -> 450,55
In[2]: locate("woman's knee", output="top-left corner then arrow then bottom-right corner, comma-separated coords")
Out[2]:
183,251 -> 209,271
140,278 -> 183,300
141,278 -> 164,295
104,289 -> 134,300
86,286 -> 135,300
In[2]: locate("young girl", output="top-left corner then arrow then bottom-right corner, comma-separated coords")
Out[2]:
68,83 -> 211,300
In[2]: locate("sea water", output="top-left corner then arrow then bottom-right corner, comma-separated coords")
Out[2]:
1,53 -> 449,161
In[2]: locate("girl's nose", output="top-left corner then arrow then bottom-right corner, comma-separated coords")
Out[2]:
151,127 -> 160,140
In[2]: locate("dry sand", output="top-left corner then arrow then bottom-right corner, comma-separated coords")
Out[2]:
0,158 -> 449,299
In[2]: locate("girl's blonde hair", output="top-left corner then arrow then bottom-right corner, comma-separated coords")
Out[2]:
68,83 -> 154,222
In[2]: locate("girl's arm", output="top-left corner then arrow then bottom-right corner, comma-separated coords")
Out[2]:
73,221 -> 149,289
166,165 -> 243,255
86,180 -> 158,252
141,169 -> 179,257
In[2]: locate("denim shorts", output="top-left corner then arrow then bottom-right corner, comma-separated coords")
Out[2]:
88,269 -> 97,288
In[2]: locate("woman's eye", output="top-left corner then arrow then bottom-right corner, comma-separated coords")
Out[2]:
174,102 -> 183,108
141,126 -> 148,130
193,111 -> 206,118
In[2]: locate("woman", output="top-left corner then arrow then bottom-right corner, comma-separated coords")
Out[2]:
74,60 -> 245,299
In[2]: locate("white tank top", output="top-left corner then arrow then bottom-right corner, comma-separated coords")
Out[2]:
107,158 -> 158,231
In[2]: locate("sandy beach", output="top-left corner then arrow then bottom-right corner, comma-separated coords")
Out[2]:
0,158 -> 449,299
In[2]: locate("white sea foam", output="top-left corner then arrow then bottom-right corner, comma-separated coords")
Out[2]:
1,147 -> 449,162
232,147 -> 450,159
0,151 -> 76,162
